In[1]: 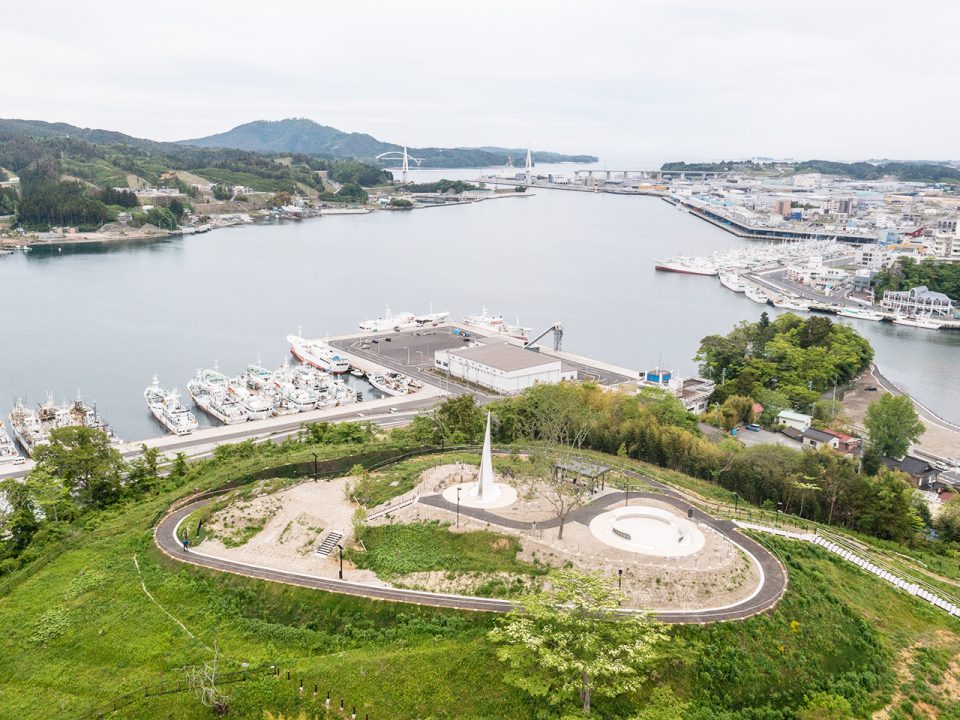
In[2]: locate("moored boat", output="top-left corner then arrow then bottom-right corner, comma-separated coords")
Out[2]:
837,307 -> 883,322
893,313 -> 943,330
288,334 -> 350,374
145,376 -> 200,435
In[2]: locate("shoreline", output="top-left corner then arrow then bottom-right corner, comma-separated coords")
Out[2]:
0,188 -> 533,249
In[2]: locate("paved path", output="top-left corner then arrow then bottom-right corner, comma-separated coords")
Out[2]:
154,476 -> 787,623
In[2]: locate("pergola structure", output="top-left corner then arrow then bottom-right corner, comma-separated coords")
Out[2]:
553,459 -> 612,491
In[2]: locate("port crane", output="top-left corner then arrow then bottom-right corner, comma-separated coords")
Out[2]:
524,322 -> 563,352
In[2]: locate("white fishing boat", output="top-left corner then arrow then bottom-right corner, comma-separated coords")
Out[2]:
893,313 -> 943,330
367,371 -> 412,397
744,285 -> 769,304
837,307 -> 883,322
415,305 -> 451,325
288,334 -> 350,374
462,306 -> 533,341
718,272 -> 748,293
654,258 -> 718,276
772,296 -> 811,311
226,376 -> 274,420
359,305 -> 418,332
144,376 -> 200,435
187,368 -> 249,425
0,420 -> 22,465
8,394 -> 121,456
270,365 -> 319,412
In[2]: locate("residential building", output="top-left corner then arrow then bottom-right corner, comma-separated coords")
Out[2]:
773,198 -> 793,216
882,455 -> 940,490
820,429 -> 862,455
776,410 -> 812,432
801,428 -> 840,450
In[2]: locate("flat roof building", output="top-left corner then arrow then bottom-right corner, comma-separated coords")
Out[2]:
435,343 -> 577,395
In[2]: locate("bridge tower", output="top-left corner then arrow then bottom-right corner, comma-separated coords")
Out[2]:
524,148 -> 532,185
401,146 -> 410,184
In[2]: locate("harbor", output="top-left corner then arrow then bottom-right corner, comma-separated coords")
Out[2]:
1,301 -> 640,472
655,239 -> 960,330
1,177 -> 959,454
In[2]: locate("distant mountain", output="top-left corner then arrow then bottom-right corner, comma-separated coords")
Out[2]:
179,118 -> 598,168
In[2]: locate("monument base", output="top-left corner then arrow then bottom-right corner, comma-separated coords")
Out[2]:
442,481 -> 518,509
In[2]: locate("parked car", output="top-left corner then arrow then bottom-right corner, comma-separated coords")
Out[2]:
745,423 -> 761,432
865,385 -> 878,391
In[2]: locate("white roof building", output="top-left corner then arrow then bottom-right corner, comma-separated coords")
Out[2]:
435,343 -> 577,395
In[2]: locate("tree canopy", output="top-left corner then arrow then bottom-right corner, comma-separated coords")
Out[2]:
32,426 -> 123,509
696,312 -> 873,412
489,568 -> 666,714
864,393 -> 925,459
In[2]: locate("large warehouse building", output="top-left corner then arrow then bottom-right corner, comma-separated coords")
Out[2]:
435,342 -> 577,395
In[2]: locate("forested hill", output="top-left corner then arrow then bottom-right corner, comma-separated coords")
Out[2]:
180,118 -> 598,168
661,158 -> 960,183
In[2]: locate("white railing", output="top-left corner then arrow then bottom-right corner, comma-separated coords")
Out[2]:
737,521 -> 960,618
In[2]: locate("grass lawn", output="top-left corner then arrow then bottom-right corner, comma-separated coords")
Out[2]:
2,445 -> 959,718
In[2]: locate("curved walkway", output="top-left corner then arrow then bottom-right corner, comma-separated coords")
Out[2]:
154,480 -> 787,624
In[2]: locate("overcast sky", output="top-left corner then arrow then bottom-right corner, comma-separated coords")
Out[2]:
4,0 -> 958,164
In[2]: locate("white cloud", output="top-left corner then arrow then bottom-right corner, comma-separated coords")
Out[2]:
2,0 -> 958,162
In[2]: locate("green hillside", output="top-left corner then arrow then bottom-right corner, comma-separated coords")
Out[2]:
180,118 -> 598,168
1,440 -> 958,719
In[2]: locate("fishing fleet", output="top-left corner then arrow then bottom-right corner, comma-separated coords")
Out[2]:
8,395 -> 122,457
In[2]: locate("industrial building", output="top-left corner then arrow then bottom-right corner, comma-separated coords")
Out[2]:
434,343 -> 577,395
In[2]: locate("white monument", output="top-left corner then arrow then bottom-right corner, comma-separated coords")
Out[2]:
442,411 -> 518,509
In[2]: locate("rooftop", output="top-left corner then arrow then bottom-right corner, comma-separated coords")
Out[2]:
802,428 -> 836,443
447,343 -> 559,372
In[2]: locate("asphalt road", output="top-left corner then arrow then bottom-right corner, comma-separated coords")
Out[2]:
154,468 -> 787,624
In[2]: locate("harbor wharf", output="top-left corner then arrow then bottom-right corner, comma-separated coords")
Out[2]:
666,197 -> 877,244
0,325 -> 639,482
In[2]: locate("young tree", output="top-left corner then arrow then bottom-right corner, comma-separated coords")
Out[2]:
489,569 -> 666,714
0,479 -> 40,555
183,643 -> 229,715
25,466 -> 75,523
126,444 -> 160,495
435,394 -> 485,444
535,466 -> 595,541
32,426 -> 123,509
864,393 -> 925,459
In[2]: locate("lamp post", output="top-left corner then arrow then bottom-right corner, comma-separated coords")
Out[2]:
625,484 -> 629,507
416,350 -> 424,366
618,568 -> 623,590
337,544 -> 344,580
456,486 -> 461,527
312,452 -> 318,482
733,492 -> 739,515
403,346 -> 410,365
776,502 -> 783,528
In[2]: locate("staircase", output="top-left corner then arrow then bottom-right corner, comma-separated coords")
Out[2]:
316,530 -> 343,557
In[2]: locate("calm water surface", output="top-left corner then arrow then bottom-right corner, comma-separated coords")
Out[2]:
2,165 -> 958,440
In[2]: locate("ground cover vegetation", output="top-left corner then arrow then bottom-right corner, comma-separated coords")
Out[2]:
1,435 -> 957,718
